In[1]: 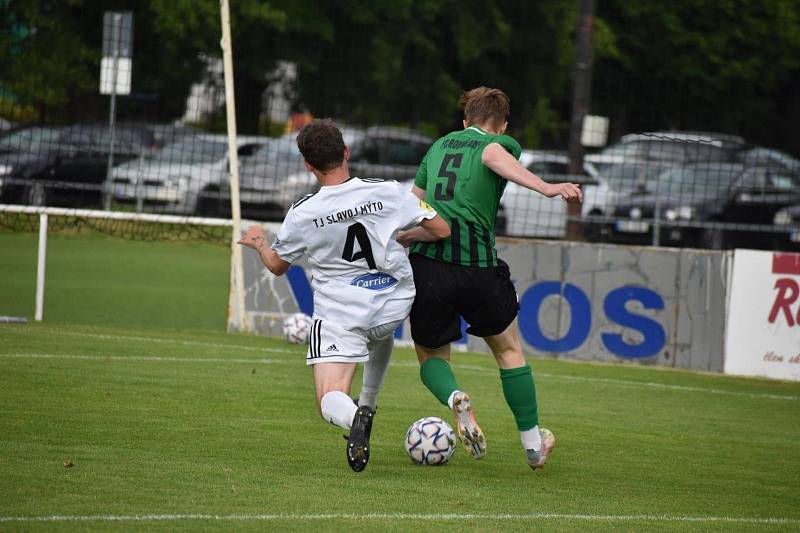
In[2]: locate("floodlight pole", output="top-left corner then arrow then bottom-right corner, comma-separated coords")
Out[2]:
220,0 -> 249,332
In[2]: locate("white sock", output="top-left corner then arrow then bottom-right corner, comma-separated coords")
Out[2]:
520,425 -> 542,451
320,391 -> 358,430
447,390 -> 462,410
358,336 -> 393,410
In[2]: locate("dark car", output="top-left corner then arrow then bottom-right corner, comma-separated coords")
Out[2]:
587,131 -> 746,168
608,162 -> 800,249
201,126 -> 432,222
347,126 -> 433,183
1,123 -> 157,207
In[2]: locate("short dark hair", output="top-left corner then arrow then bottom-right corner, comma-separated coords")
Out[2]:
459,87 -> 510,129
296,119 -> 345,171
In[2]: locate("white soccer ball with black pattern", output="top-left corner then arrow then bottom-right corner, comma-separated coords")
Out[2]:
282,313 -> 313,344
404,416 -> 457,465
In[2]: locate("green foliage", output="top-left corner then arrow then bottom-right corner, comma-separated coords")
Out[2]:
0,94 -> 38,122
0,0 -> 798,151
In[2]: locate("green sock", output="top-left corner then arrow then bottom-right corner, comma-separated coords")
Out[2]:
500,364 -> 539,431
420,358 -> 460,407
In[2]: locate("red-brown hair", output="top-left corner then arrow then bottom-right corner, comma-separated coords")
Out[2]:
459,87 -> 510,130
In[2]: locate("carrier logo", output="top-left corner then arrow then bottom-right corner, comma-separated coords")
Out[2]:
351,272 -> 398,291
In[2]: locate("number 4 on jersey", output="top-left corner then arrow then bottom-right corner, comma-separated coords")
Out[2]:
342,222 -> 377,269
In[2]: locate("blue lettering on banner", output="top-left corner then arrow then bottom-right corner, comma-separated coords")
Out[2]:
602,286 -> 666,358
285,268 -> 666,359
519,281 -> 592,352
351,272 -> 398,291
518,281 -> 666,358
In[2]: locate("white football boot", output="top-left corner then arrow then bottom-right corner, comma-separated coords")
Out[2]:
526,428 -> 555,470
451,391 -> 486,459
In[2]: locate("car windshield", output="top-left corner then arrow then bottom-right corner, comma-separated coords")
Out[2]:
596,163 -> 672,191
250,140 -> 302,163
152,138 -> 227,164
648,165 -> 741,196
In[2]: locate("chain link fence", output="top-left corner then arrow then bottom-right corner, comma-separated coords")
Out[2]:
1,1 -> 799,250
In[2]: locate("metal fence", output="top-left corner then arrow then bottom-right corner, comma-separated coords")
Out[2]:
2,2 -> 799,251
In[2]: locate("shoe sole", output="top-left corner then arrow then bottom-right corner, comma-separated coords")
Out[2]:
529,428 -> 555,470
452,393 -> 486,459
347,407 -> 373,472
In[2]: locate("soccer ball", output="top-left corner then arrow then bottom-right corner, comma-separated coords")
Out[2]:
404,416 -> 457,465
282,313 -> 313,344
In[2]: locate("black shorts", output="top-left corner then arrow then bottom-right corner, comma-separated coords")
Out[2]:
409,254 -> 519,348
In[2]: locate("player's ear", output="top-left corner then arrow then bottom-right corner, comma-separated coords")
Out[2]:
343,145 -> 350,162
500,121 -> 508,134
303,160 -> 315,172
462,119 -> 468,129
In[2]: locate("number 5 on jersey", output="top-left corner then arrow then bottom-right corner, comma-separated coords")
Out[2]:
434,153 -> 463,201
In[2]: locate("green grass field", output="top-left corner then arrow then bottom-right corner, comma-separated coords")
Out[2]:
2,230 -> 800,531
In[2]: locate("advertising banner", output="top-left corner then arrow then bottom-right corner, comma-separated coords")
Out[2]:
236,225 -> 730,373
724,251 -> 800,381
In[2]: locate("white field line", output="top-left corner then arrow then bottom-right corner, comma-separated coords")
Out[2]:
538,372 -> 799,402
0,353 -> 287,365
0,512 -> 797,525
0,328 -> 301,354
1,353 -> 797,402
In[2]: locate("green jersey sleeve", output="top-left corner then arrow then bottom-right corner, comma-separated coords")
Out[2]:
494,134 -> 522,160
414,149 -> 430,190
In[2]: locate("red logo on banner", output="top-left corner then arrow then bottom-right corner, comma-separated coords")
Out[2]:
769,253 -> 800,327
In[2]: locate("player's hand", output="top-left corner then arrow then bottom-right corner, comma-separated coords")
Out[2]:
238,225 -> 268,250
549,182 -> 583,203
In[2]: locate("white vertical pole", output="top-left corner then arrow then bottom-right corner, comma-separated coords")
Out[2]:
35,213 -> 48,322
219,0 -> 249,332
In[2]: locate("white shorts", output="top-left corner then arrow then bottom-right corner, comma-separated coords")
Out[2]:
306,319 -> 403,365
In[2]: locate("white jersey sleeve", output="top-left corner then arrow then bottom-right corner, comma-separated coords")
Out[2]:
395,181 -> 438,230
272,207 -> 306,263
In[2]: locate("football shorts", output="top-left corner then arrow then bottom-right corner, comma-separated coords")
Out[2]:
409,254 -> 519,348
306,318 -> 403,365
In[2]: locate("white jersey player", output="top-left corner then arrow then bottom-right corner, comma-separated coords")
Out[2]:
238,119 -> 450,472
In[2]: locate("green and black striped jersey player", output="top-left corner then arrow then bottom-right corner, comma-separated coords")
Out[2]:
409,125 -> 521,267
397,87 -> 582,471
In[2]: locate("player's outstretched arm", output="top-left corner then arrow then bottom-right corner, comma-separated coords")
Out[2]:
482,143 -> 583,203
237,225 -> 291,276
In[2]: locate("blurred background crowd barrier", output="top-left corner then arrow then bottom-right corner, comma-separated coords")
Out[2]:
1,0 -> 799,251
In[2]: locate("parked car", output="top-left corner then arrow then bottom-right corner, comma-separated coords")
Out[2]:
580,162 -> 674,240
498,150 -> 599,238
1,124 -> 156,207
608,162 -> 800,249
196,136 -> 307,220
112,134 -> 268,215
347,126 -> 432,182
737,146 -> 800,174
586,131 -> 746,168
261,126 -> 431,219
